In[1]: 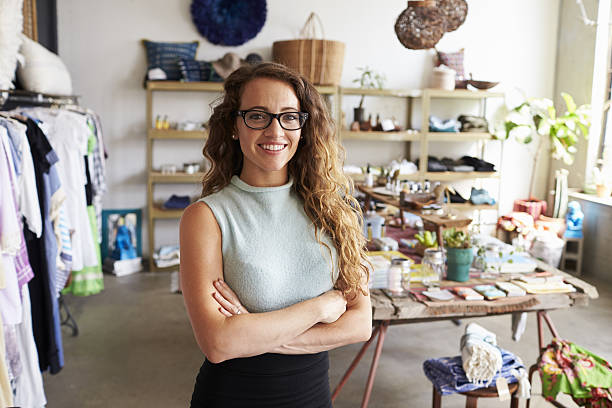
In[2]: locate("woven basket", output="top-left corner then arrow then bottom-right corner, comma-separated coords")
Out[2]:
395,1 -> 446,50
272,13 -> 345,85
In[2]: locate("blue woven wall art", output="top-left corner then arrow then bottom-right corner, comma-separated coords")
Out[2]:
190,0 -> 267,46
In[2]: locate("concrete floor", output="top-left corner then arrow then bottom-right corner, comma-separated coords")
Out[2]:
43,272 -> 612,408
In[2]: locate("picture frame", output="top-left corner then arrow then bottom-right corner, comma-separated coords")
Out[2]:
101,209 -> 142,261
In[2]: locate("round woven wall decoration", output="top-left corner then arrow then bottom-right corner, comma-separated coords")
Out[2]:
395,1 -> 446,50
190,0 -> 267,46
437,0 -> 468,32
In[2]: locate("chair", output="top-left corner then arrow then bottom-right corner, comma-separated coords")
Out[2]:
432,383 -> 519,408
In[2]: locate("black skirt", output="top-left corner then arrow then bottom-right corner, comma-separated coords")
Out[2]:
190,352 -> 332,408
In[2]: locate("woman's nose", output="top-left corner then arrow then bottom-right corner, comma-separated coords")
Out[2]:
265,117 -> 285,136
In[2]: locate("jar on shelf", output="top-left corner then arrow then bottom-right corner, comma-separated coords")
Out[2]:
388,258 -> 412,296
422,248 -> 446,281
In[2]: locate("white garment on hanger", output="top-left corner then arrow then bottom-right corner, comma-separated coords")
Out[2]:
0,129 -> 23,324
14,284 -> 47,408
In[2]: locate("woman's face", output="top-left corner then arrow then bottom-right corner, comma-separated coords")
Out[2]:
236,77 -> 302,187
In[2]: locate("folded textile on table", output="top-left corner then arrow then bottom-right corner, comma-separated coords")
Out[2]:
460,323 -> 503,385
539,338 -> 612,407
423,348 -> 524,395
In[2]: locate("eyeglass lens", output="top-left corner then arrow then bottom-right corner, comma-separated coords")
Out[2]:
243,111 -> 305,130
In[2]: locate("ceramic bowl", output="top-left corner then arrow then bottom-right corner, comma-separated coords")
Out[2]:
468,80 -> 499,90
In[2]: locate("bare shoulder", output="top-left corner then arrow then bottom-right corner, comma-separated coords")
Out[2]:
180,200 -> 218,235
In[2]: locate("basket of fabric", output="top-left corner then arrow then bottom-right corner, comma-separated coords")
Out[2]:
272,12 -> 345,85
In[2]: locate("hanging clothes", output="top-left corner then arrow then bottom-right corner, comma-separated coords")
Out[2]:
0,315 -> 14,408
0,125 -> 24,325
21,108 -> 104,297
14,284 -> 47,407
21,117 -> 64,374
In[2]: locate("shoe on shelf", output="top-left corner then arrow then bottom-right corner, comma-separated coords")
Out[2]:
445,186 -> 467,204
469,187 -> 496,205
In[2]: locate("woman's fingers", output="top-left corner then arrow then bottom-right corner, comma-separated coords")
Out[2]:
214,280 -> 242,306
218,307 -> 232,317
212,279 -> 248,314
212,291 -> 241,315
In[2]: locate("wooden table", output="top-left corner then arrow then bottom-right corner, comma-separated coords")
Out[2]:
331,259 -> 599,408
358,185 -> 472,247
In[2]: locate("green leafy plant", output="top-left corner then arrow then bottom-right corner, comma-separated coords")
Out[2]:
497,92 -> 591,198
415,231 -> 438,249
443,228 -> 471,249
352,66 -> 386,109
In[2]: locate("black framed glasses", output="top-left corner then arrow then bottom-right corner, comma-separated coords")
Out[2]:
236,110 -> 309,131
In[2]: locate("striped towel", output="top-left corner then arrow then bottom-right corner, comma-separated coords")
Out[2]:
460,323 -> 503,385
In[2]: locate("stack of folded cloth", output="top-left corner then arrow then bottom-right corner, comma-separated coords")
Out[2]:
461,323 -> 502,385
423,323 -> 531,397
153,245 -> 180,268
423,348 -> 524,395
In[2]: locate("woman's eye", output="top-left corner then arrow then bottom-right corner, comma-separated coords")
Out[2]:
247,112 -> 266,121
283,114 -> 298,121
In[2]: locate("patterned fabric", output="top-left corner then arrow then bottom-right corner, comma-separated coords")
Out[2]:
436,48 -> 465,78
143,40 -> 199,81
178,58 -> 223,82
539,339 -> 612,407
423,348 -> 523,395
54,204 -> 73,294
88,112 -> 106,243
1,126 -> 33,303
61,205 -> 104,297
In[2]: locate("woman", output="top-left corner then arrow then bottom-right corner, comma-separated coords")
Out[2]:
180,62 -> 371,407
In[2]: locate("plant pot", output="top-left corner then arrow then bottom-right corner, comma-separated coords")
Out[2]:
353,107 -> 365,124
445,247 -> 473,282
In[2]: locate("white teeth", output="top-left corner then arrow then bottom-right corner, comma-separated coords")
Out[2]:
260,144 -> 286,151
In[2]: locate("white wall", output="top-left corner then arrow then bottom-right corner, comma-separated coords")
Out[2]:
548,0 -> 598,195
57,0 -> 560,254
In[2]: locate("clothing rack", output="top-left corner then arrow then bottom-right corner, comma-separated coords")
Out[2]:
1,93 -> 82,336
0,89 -> 80,110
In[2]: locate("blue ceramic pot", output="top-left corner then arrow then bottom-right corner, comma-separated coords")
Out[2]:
446,247 -> 474,282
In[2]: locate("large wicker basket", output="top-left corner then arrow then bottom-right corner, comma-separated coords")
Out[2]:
272,13 -> 345,86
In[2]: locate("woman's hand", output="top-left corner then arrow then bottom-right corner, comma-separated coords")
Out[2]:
212,279 -> 249,317
317,290 -> 347,324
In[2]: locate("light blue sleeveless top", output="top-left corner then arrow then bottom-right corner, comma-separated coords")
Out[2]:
199,176 -> 338,313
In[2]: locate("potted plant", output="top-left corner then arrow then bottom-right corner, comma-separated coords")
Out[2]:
414,230 -> 438,256
352,66 -> 386,125
497,92 -> 591,217
443,228 -> 473,282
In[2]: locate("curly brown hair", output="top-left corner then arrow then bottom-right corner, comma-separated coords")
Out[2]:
201,62 -> 368,299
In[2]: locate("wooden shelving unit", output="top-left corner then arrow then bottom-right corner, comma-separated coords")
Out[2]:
338,87 -> 504,214
145,81 -> 338,271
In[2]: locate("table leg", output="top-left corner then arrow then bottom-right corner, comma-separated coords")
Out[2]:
432,387 -> 442,408
361,320 -> 389,408
331,324 -> 381,401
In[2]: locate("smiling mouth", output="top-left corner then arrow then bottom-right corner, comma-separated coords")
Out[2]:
259,144 -> 288,152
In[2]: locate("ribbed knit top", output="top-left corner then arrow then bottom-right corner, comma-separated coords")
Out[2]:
199,176 -> 338,313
